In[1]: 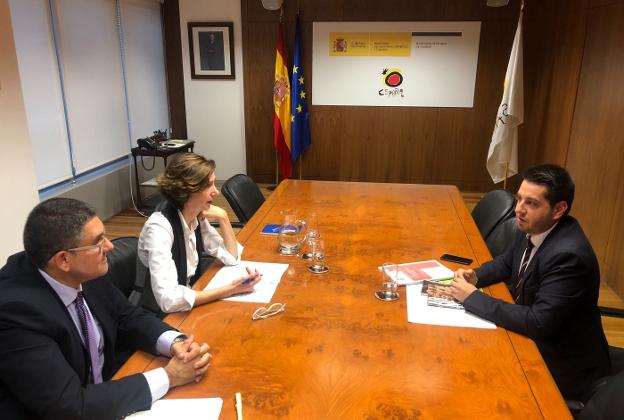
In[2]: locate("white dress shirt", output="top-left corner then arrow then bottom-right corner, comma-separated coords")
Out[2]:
138,209 -> 243,313
521,221 -> 559,270
39,269 -> 181,402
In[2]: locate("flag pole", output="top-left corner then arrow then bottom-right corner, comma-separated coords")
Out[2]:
299,157 -> 302,180
502,0 -> 523,192
275,152 -> 279,184
503,162 -> 509,190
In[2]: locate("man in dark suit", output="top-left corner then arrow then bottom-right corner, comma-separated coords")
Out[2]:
0,198 -> 212,419
450,164 -> 610,401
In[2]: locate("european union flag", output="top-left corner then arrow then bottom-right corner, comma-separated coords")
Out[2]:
290,14 -> 311,163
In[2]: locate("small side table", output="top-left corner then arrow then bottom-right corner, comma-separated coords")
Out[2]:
131,140 -> 195,210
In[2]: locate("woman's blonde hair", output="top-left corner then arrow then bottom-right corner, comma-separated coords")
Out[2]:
157,153 -> 216,209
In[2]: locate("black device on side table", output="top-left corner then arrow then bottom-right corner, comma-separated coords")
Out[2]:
131,139 -> 195,211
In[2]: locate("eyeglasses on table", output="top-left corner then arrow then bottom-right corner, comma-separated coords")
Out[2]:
252,302 -> 286,321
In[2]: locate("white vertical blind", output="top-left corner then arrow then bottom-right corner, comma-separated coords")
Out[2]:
10,0 -> 169,188
9,0 -> 72,188
54,0 -> 129,174
120,0 -> 169,142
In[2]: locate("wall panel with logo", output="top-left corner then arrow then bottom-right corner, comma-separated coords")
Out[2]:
241,1 -> 574,191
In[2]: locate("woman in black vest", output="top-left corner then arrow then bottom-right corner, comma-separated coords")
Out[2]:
136,153 -> 260,316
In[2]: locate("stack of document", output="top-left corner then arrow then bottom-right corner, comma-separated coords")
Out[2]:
381,260 -> 454,286
406,283 -> 496,329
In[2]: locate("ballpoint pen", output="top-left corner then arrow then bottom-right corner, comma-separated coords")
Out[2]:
235,392 -> 243,420
242,272 -> 262,285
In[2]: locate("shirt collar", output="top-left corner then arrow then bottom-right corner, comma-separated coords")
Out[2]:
528,221 -> 559,249
177,208 -> 198,234
38,268 -> 83,307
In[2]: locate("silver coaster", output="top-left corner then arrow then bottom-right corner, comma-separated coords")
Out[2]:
278,245 -> 300,255
374,290 -> 399,301
308,265 -> 329,274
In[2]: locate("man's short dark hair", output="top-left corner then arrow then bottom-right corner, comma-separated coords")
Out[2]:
522,164 -> 575,215
23,198 -> 97,268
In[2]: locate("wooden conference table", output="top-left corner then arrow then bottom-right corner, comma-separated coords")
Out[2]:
116,180 -> 570,419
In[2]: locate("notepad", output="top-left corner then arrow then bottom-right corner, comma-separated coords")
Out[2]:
126,398 -> 223,419
205,261 -> 289,303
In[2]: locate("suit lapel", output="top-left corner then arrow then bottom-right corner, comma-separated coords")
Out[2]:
34,270 -> 91,383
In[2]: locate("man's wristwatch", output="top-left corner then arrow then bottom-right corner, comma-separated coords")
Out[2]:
170,334 -> 188,353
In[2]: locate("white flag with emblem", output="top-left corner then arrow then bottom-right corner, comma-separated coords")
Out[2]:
487,10 -> 524,184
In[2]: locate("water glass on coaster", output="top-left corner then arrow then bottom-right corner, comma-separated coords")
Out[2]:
375,263 -> 399,301
301,213 -> 319,260
307,238 -> 329,274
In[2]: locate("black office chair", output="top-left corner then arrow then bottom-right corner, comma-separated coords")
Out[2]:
485,214 -> 518,257
105,236 -> 140,373
106,236 -> 139,298
221,174 -> 265,225
471,189 -> 516,241
565,345 -> 624,419
578,368 -> 624,420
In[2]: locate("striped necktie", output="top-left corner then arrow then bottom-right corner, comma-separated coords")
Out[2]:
514,236 -> 534,303
75,292 -> 103,384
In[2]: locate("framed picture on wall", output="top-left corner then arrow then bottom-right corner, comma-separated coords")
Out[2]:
188,22 -> 235,79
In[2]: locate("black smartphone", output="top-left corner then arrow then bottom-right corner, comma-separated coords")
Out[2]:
440,254 -> 473,265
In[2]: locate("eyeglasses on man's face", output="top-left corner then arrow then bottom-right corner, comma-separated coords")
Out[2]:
252,302 -> 286,321
67,237 -> 108,254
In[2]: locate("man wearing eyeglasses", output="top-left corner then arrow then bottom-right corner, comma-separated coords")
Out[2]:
0,198 -> 212,419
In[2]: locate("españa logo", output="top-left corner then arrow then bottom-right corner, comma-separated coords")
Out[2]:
379,67 -> 405,97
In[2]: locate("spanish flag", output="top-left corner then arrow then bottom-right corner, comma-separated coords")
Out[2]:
273,21 -> 292,179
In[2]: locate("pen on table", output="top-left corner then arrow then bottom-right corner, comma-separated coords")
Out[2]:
235,392 -> 243,420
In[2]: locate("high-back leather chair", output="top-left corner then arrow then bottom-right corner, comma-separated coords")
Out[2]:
578,368 -> 624,420
105,236 -> 140,373
221,174 -> 265,224
106,236 -> 138,298
485,215 -> 518,258
567,346 -> 624,419
471,189 -> 516,241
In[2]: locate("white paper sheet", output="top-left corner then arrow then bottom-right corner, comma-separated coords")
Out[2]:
406,283 -> 496,329
126,397 -> 223,419
204,261 -> 289,303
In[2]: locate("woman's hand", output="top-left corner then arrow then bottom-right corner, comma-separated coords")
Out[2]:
200,204 -> 228,223
228,267 -> 261,296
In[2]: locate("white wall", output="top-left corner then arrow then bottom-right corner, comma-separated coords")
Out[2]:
0,0 -> 40,264
179,0 -> 246,179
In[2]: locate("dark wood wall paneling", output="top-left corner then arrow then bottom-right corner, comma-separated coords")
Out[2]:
163,0 -> 187,138
241,0 -> 531,190
566,0 -> 624,297
238,0 -> 624,296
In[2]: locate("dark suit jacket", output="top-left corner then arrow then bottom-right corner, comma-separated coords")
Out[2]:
463,215 -> 610,399
0,252 -> 173,419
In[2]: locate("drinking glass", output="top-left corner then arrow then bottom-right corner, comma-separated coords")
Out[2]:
301,212 -> 320,259
375,262 -> 399,301
308,239 -> 328,273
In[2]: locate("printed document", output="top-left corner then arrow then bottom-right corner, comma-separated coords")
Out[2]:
379,260 -> 454,286
205,260 -> 289,303
406,283 -> 496,329
126,398 -> 222,419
